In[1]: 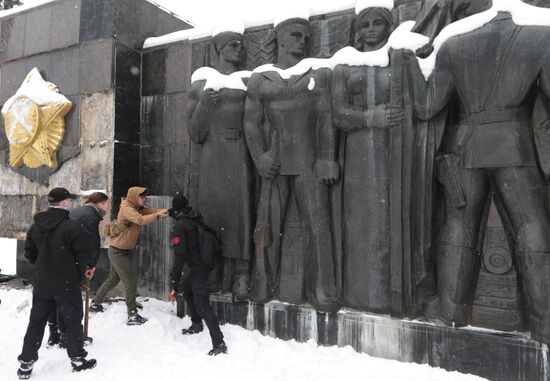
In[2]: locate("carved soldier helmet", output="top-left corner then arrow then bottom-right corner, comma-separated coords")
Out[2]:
212,20 -> 245,53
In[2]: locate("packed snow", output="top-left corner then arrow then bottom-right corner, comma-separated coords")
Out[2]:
419,0 -> 550,78
251,21 -> 428,79
0,238 -> 17,275
0,288 -> 487,381
143,0 -> 358,48
191,67 -> 251,91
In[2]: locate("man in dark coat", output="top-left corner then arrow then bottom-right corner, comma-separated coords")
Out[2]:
46,191 -> 109,347
168,192 -> 227,356
17,187 -> 97,379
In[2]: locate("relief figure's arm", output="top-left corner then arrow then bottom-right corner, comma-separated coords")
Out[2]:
186,81 -> 216,144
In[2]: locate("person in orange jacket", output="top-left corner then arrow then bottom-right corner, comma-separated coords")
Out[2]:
90,186 -> 168,325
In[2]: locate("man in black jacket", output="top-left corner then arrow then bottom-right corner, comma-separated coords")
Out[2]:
169,192 -> 227,356
17,187 -> 97,379
46,191 -> 109,347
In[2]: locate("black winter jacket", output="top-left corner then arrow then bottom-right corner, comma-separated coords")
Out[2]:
169,209 -> 202,291
70,205 -> 103,267
24,207 -> 93,296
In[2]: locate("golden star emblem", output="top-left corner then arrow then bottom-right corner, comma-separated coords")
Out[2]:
2,69 -> 72,169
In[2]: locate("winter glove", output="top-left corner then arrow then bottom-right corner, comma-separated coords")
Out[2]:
169,289 -> 176,303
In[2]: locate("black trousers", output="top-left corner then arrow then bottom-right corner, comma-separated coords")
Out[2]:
181,262 -> 224,347
19,289 -> 86,362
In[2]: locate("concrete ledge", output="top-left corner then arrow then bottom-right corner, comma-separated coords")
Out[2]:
178,294 -> 549,381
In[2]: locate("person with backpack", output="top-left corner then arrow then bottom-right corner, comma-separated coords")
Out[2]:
90,186 -> 168,325
46,191 -> 110,347
17,187 -> 97,379
168,192 -> 227,356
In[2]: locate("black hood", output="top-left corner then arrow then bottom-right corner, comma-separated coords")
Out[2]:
33,208 -> 69,232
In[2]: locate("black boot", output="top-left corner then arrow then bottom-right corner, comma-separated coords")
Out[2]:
46,323 -> 60,348
181,322 -> 203,335
17,360 -> 34,379
208,340 -> 228,356
127,309 -> 147,325
89,302 -> 104,313
70,357 -> 97,372
423,245 -> 479,326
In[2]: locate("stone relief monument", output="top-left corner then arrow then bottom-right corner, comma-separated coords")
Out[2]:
2,68 -> 72,170
244,15 -> 340,312
183,0 -> 550,349
406,0 -> 550,343
186,25 -> 254,299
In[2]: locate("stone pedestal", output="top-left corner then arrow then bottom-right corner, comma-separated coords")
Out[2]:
177,295 -> 550,381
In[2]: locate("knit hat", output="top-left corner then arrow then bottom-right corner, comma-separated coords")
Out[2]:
172,192 -> 189,212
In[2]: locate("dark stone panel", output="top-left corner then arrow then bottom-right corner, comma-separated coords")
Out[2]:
57,95 -> 81,163
112,142 -> 140,215
114,89 -> 140,144
169,93 -> 187,194
116,0 -> 188,50
12,166 -> 55,186
0,115 -> 8,149
169,142 -> 185,195
115,44 -> 141,94
156,11 -> 191,37
79,39 -> 114,94
191,41 -> 211,72
79,0 -> 116,43
142,49 -> 166,96
50,0 -> 81,50
141,95 -> 176,147
140,144 -> 170,195
50,47 -> 80,96
0,15 -> 26,63
165,44 -> 186,94
116,0 -> 157,49
0,195 -> 34,234
0,59 -> 28,104
25,54 -> 52,81
309,13 -> 353,58
244,29 -> 275,70
23,5 -> 52,57
174,92 -> 187,144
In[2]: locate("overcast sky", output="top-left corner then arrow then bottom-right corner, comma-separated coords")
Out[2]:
13,0 -> 356,30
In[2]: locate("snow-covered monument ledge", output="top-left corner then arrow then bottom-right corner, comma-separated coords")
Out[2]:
3,0 -> 550,379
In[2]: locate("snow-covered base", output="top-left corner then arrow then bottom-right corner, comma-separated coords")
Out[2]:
0,288 -> 485,380
0,238 -> 17,275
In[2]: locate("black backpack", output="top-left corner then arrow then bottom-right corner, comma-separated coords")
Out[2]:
190,219 -> 223,267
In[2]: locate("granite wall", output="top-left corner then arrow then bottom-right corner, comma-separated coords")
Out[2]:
0,0 -> 190,240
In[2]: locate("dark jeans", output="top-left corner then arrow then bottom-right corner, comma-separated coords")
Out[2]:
181,262 -> 224,347
47,308 -> 66,333
19,289 -> 86,362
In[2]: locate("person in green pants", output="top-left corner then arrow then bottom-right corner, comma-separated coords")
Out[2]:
91,186 -> 168,325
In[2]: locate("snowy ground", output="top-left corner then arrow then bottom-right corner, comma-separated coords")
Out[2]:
0,288 -> 487,381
